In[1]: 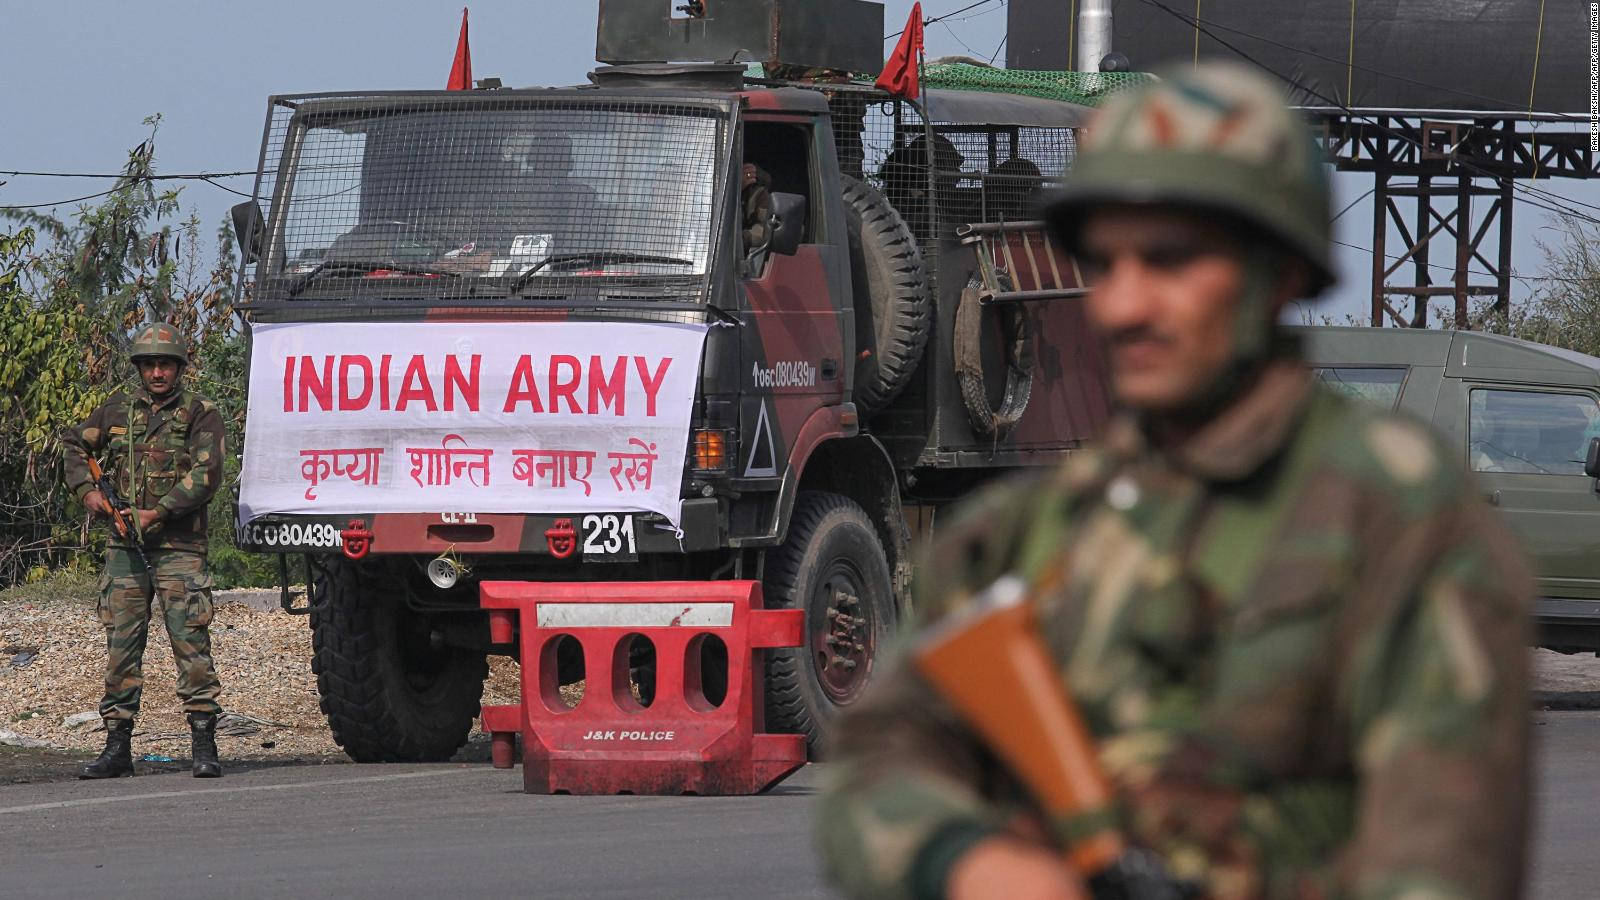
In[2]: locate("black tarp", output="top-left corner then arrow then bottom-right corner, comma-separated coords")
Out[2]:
1007,0 -> 1587,115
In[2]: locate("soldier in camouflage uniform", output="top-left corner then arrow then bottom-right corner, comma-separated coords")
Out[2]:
62,322 -> 227,779
817,62 -> 1531,899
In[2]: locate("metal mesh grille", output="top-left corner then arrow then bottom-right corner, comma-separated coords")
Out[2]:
829,93 -> 1076,251
748,64 -> 1152,107
250,92 -> 730,303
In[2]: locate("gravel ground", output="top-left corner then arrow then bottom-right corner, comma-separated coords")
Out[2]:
0,580 -> 520,782
4,576 -> 1598,782
1531,648 -> 1600,708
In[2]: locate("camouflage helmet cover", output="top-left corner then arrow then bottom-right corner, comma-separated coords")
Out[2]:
128,322 -> 189,364
1047,61 -> 1336,293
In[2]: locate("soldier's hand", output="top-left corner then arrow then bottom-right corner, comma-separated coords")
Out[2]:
947,837 -> 1088,900
134,508 -> 162,532
84,490 -> 113,518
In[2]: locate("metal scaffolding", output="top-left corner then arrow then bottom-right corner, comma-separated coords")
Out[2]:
1307,112 -> 1597,328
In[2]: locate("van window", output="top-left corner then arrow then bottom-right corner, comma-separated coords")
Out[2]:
1312,367 -> 1405,410
1469,389 -> 1600,475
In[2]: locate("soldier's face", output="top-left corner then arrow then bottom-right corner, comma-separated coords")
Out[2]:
137,357 -> 182,397
1079,208 -> 1250,413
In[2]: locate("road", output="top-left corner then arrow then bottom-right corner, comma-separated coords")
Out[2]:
0,711 -> 1595,898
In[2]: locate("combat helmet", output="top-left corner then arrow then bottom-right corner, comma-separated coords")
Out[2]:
128,322 -> 189,365
1046,61 -> 1335,294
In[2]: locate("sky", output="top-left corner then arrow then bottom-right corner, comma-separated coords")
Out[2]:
1,0 -> 1594,324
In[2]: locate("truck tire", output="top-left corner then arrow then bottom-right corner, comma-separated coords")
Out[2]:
954,270 -> 1034,440
844,175 -> 931,414
310,558 -> 487,763
764,491 -> 895,755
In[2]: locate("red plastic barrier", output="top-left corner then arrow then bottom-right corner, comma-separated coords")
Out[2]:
479,580 -> 806,795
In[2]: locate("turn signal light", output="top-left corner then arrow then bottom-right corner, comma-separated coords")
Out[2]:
693,429 -> 731,472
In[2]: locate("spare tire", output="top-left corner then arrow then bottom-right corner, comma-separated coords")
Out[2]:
843,176 -> 931,413
954,270 -> 1035,441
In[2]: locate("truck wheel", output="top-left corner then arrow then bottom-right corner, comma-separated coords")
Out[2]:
844,175 -> 931,414
310,558 -> 487,763
764,491 -> 895,755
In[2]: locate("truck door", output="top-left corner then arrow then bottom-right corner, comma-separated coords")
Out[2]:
1459,385 -> 1600,600
736,116 -> 849,484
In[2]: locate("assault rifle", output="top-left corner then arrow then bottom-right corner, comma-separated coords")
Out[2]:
85,457 -> 152,574
911,576 -> 1192,900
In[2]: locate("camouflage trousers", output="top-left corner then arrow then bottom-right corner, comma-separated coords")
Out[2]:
95,547 -> 222,721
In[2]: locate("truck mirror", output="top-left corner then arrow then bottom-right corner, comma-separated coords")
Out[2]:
767,193 -> 806,256
1586,437 -> 1600,479
231,200 -> 264,265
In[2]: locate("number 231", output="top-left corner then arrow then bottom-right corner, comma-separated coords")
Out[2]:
581,514 -> 636,555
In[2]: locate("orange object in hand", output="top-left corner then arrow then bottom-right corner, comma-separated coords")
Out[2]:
911,576 -> 1126,878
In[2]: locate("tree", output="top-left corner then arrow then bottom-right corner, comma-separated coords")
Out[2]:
1465,215 -> 1600,357
0,117 -> 270,587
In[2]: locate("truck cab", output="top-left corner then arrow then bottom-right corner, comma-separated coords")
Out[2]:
230,2 -> 1109,762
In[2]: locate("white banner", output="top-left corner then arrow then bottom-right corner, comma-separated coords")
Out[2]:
238,321 -> 708,527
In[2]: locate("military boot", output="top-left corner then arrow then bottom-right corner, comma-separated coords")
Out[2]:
79,719 -> 134,779
188,712 -> 223,778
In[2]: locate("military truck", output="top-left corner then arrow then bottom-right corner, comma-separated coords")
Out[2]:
229,0 -> 1108,761
1298,325 -> 1600,654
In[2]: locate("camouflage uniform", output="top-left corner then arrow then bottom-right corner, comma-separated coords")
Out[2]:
743,162 -> 775,253
62,327 -> 226,722
817,64 -> 1532,900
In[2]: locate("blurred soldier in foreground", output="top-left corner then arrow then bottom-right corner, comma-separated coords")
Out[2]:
818,62 -> 1531,899
63,323 -> 227,779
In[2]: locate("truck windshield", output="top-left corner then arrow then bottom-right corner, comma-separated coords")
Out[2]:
257,99 -> 724,301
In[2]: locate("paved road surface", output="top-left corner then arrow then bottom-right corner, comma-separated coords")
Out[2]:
1,711 -> 1594,898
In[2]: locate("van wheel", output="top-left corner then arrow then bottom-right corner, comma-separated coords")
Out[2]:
310,558 -> 487,763
844,176 -> 932,414
764,491 -> 895,756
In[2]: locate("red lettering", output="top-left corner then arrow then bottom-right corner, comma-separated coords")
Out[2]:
298,356 -> 334,412
502,355 -> 545,413
634,356 -> 672,417
443,355 -> 481,412
379,354 -> 392,410
395,355 -> 437,412
339,355 -> 373,411
282,357 -> 294,412
549,355 -> 582,414
588,355 -> 627,416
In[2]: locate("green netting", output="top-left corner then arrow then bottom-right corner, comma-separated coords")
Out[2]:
745,63 -> 1154,107
920,64 -> 1154,106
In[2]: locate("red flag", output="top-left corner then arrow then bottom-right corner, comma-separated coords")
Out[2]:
446,7 -> 472,90
875,3 -> 923,99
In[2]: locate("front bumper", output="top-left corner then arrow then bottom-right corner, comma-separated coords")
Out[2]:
235,498 -> 722,557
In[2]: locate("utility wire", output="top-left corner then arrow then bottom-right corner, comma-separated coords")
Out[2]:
0,169 -> 262,208
197,176 -> 258,199
988,33 -> 1008,66
936,0 -> 1006,25
0,187 -> 125,210
1329,237 -> 1592,287
887,0 -> 1004,39
0,168 -> 258,180
940,21 -> 985,58
1330,187 -> 1374,223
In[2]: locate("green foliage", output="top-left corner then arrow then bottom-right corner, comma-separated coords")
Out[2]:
1463,217 -> 1600,358
0,564 -> 98,607
0,119 -> 274,589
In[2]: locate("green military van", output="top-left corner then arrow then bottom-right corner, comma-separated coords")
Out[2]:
1295,325 -> 1600,654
